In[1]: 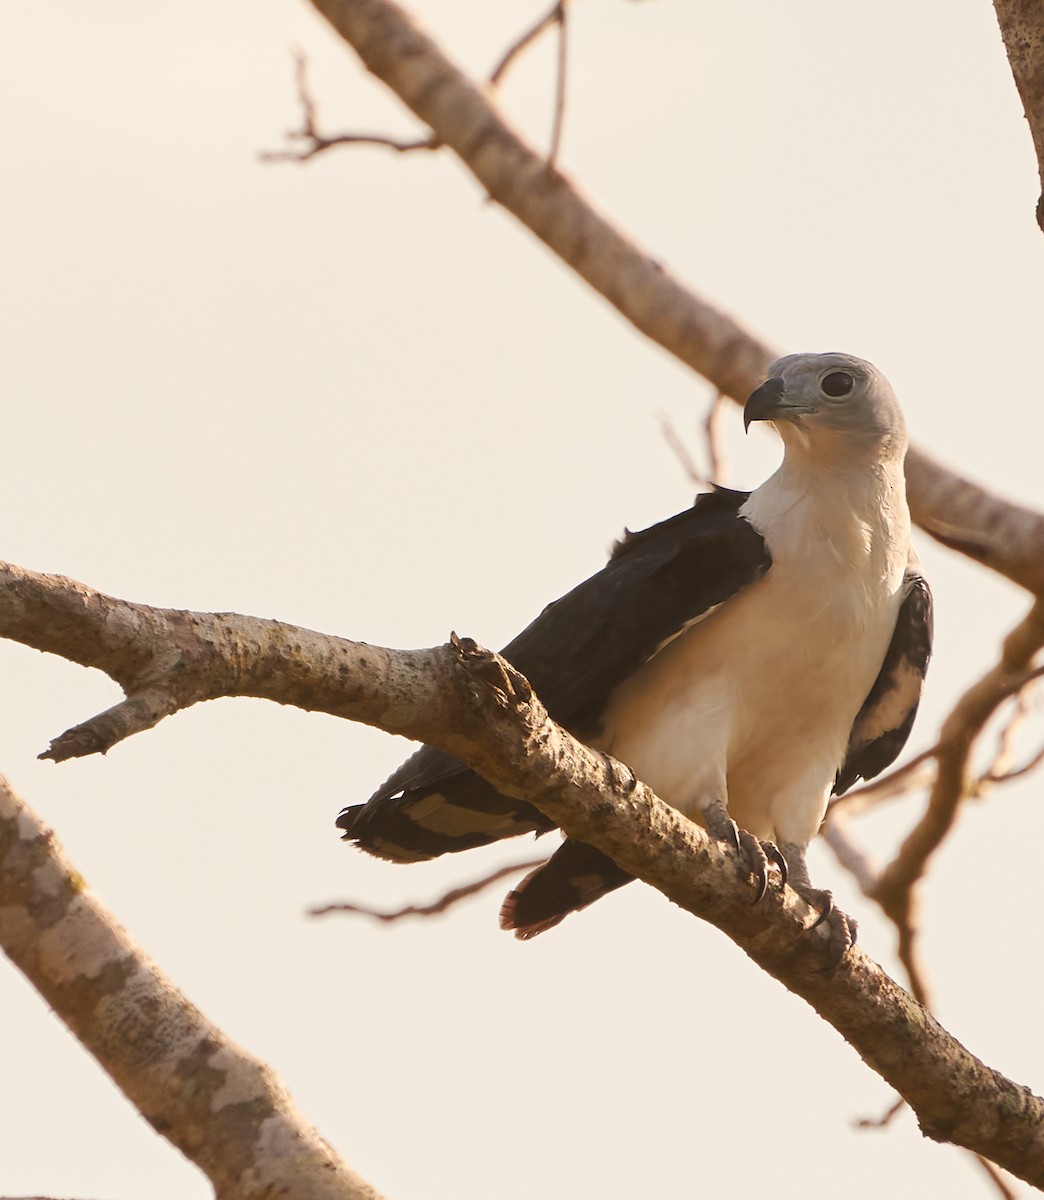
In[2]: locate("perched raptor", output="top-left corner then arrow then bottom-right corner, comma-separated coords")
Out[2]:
339,352 -> 932,950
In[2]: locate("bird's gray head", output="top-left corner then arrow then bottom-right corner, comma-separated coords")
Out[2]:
744,352 -> 907,460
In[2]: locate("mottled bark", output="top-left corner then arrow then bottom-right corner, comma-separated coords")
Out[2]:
993,0 -> 1044,231
0,778 -> 383,1200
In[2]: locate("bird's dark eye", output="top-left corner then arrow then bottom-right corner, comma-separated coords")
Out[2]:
821,371 -> 854,398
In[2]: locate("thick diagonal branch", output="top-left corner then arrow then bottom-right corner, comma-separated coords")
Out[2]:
3,559 -> 1044,1184
304,0 -> 1044,596
0,777 -> 383,1200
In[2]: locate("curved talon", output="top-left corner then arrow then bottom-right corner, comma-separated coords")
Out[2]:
804,891 -> 858,968
703,811 -> 787,905
761,840 -> 788,887
776,841 -> 857,966
810,890 -> 835,930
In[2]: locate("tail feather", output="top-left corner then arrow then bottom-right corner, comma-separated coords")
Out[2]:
499,838 -> 634,939
338,772 -> 554,864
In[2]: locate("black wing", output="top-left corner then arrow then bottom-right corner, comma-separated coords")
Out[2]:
834,571 -> 933,795
339,488 -> 771,861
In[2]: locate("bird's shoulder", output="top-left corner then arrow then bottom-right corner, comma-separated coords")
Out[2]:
501,487 -> 771,728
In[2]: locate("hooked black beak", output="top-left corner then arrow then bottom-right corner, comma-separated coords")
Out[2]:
743,376 -> 817,432
744,377 -> 786,432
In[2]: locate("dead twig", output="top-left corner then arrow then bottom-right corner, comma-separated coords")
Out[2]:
311,858 -> 546,922
974,1155 -> 1020,1200
704,390 -> 727,484
658,390 -> 730,490
853,1095 -> 906,1130
261,51 -> 436,164
871,609 -> 1044,990
821,815 -> 878,897
979,740 -> 1044,787
971,683 -> 1044,797
489,1 -> 565,86
827,743 -> 938,817
548,2 -> 569,168
826,645 -> 1044,1009
658,411 -> 708,487
489,1 -> 571,167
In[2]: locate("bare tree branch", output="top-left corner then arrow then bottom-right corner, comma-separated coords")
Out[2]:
992,0 -> 1044,232
488,0 -> 570,167
979,738 -> 1044,786
261,50 -> 436,163
872,605 -> 1044,926
658,411 -> 710,488
847,607 -> 1044,1009
488,0 -> 564,86
2,560 -> 1044,1184
826,743 -> 938,816
0,777 -> 383,1200
975,1157 -> 1021,1200
548,1 -> 569,168
821,610 -> 1044,1009
903,452 -> 1044,596
972,685 -> 1044,795
853,1096 -> 906,1130
311,857 -> 546,921
304,0 -> 1044,597
703,391 -> 728,484
658,392 -> 729,489
821,815 -> 880,898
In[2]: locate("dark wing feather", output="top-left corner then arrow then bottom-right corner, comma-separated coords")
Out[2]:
499,838 -> 633,939
834,571 -> 933,795
339,488 -> 770,860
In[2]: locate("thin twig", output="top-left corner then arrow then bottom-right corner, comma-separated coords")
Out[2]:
261,51 -> 436,163
548,2 -> 569,168
488,1 -> 571,167
658,390 -> 730,489
974,1156 -> 1021,1200
310,858 -> 546,922
704,391 -> 727,484
871,607 -> 1044,991
821,815 -> 879,896
980,741 -> 1044,786
658,411 -> 708,487
853,1095 -> 906,1129
489,1 -> 564,86
972,683 -> 1044,796
896,916 -> 933,1010
827,743 -> 939,816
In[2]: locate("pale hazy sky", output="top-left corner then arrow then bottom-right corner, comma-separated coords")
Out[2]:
3,3 -> 1044,1198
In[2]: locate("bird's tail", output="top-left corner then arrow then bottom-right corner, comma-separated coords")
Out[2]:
499,838 -> 634,939
338,771 -> 555,864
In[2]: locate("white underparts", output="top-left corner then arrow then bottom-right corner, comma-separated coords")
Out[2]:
596,455 -> 910,851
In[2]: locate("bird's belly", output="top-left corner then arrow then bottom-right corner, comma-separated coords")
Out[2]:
595,568 -> 900,840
